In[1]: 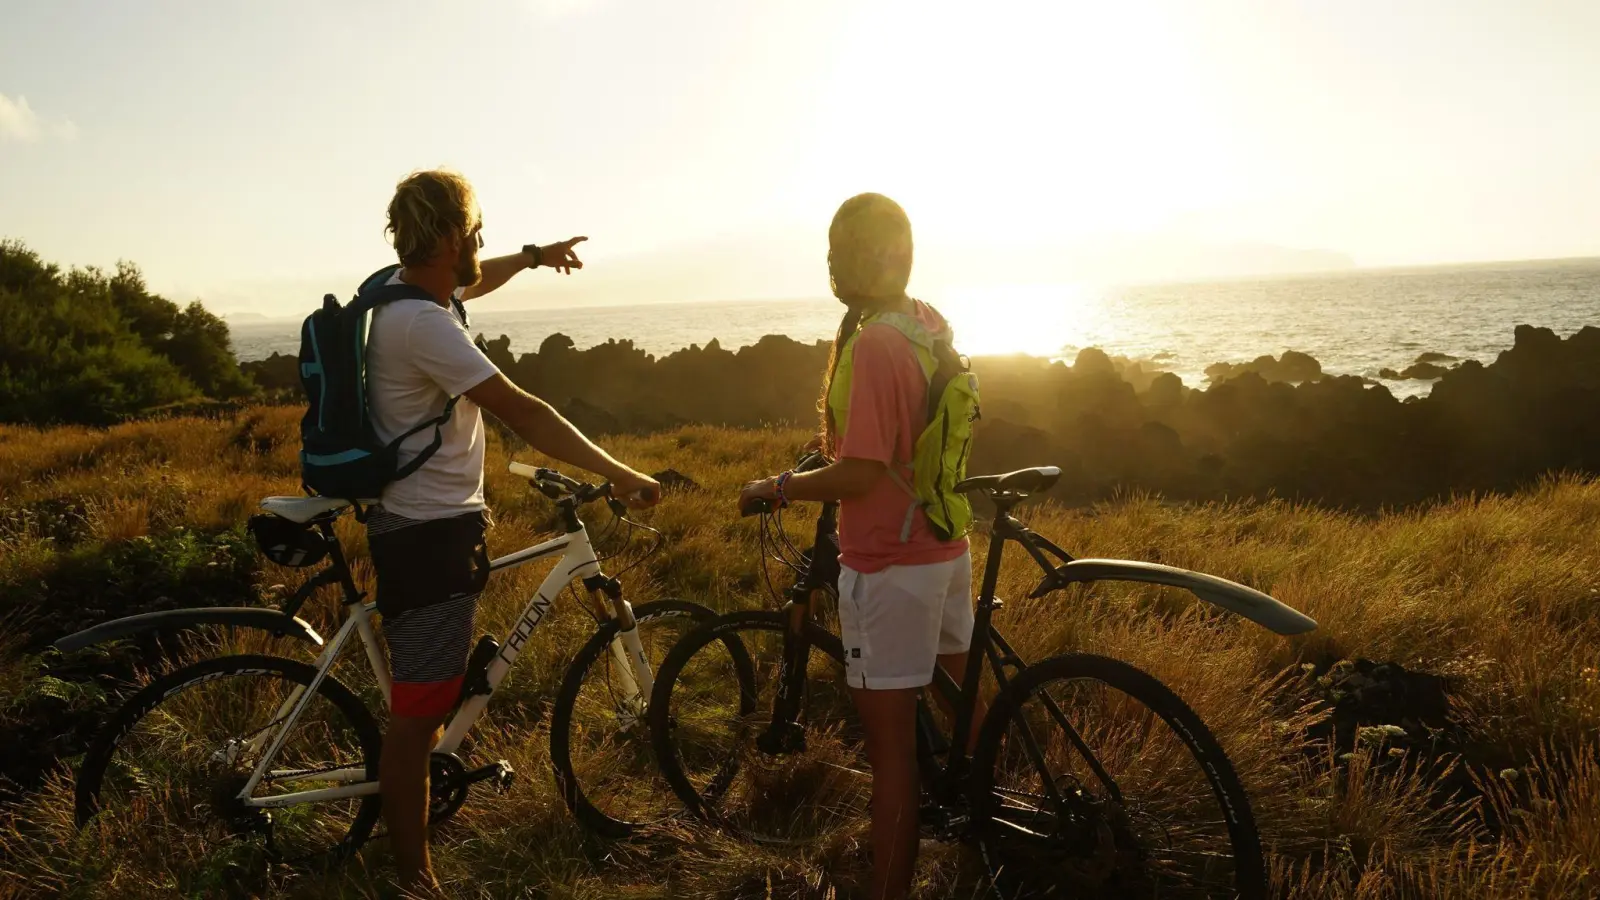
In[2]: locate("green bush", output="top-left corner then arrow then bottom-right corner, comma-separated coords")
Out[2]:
0,240 -> 257,425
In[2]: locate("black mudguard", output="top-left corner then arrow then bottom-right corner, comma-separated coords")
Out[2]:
54,607 -> 325,653
1036,558 -> 1317,636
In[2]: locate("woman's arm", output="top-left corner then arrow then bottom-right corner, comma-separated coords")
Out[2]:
738,457 -> 884,512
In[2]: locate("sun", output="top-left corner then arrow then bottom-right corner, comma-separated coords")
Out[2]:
934,282 -> 1096,359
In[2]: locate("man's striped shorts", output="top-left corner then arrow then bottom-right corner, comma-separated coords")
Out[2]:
367,507 -> 490,717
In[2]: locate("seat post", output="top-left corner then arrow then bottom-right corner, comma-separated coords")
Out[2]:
319,524 -> 364,606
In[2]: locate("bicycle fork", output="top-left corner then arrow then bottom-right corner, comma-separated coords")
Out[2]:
587,575 -> 652,732
758,586 -> 822,755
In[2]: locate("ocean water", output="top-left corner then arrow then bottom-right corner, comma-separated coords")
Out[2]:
230,258 -> 1600,399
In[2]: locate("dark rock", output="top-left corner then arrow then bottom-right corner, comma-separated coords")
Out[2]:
1302,658 -> 1454,754
558,397 -> 623,436
651,469 -> 702,493
1072,347 -> 1115,378
1206,350 -> 1323,385
1380,361 -> 1451,380
1416,351 -> 1459,364
239,351 -> 300,392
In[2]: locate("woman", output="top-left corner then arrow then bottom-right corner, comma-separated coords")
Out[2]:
739,193 -> 974,900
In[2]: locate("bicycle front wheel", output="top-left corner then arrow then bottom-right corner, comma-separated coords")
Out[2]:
74,654 -> 382,885
549,598 -> 741,838
970,653 -> 1266,900
648,609 -> 869,844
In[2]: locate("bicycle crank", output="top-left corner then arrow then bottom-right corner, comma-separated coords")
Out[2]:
429,753 -> 517,827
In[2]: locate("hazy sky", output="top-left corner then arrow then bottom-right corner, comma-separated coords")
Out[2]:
2,0 -> 1597,314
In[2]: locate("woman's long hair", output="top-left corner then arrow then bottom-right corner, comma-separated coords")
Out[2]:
818,193 -> 914,455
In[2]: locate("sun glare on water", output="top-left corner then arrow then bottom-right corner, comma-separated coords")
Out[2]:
933,283 -> 1097,359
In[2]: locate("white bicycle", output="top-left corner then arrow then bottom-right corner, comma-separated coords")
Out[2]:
60,463 -> 745,878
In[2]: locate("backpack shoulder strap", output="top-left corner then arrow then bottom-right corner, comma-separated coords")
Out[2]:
864,311 -> 938,351
348,265 -> 436,316
387,394 -> 462,482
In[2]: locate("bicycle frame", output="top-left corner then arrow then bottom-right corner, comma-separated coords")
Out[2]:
234,500 -> 656,810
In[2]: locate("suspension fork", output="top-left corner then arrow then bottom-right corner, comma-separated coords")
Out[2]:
587,574 -> 651,730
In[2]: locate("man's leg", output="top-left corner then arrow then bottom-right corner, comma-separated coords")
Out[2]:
368,509 -> 489,891
381,713 -> 447,890
851,686 -> 921,900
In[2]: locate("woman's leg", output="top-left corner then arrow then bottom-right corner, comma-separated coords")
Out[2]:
934,651 -> 987,754
851,685 -> 922,900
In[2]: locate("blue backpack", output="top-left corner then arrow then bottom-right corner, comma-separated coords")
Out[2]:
297,264 -> 461,501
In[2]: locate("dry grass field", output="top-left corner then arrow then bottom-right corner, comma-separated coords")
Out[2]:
0,406 -> 1597,898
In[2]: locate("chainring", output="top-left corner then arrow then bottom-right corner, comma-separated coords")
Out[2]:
429,752 -> 470,827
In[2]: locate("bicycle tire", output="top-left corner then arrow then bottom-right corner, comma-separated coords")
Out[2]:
969,653 -> 1266,900
648,609 -> 864,844
549,598 -> 749,838
74,653 -> 383,875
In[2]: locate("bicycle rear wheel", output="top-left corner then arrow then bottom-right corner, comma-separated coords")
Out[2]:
549,598 -> 742,838
970,653 -> 1265,900
74,654 -> 382,885
648,610 -> 869,844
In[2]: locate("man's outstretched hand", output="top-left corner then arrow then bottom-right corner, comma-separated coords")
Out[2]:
538,236 -> 587,274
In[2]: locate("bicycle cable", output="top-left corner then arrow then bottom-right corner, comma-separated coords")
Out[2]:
608,513 -> 664,580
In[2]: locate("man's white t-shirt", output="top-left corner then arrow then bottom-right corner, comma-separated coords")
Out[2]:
366,272 -> 499,521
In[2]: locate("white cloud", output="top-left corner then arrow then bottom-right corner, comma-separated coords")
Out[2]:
0,92 -> 78,143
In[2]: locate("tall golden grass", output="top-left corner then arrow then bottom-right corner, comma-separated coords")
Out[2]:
0,407 -> 1597,898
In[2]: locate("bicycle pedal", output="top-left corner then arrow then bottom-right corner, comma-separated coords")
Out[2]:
463,759 -> 516,793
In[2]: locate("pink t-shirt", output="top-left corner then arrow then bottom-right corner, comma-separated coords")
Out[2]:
836,313 -> 970,574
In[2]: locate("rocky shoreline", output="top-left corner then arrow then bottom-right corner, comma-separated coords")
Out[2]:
242,322 -> 1600,510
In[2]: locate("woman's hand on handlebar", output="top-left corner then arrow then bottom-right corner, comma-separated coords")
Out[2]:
739,476 -> 780,516
610,467 -> 662,510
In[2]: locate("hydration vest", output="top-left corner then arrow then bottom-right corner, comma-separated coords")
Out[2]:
828,302 -> 980,542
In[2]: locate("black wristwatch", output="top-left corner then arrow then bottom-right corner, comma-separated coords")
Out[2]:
521,244 -> 544,269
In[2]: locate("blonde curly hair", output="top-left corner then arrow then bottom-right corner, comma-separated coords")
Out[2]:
385,169 -> 481,266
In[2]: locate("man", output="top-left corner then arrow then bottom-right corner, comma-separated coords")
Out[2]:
365,168 -> 660,893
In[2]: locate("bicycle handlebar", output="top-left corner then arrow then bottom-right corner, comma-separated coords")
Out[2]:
508,462 -> 617,507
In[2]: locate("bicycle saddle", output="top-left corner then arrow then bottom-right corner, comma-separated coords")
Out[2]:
260,496 -> 356,523
955,466 -> 1061,495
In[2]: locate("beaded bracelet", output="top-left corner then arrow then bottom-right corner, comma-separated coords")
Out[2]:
774,470 -> 794,508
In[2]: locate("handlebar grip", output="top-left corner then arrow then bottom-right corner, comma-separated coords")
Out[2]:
741,498 -> 775,517
794,451 -> 829,474
508,462 -> 542,480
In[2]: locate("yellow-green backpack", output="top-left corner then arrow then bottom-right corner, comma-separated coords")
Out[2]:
830,306 -> 981,542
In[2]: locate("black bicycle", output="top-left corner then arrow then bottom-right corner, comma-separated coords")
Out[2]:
648,463 -> 1317,899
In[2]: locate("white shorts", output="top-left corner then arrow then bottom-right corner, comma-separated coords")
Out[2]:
837,550 -> 974,690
